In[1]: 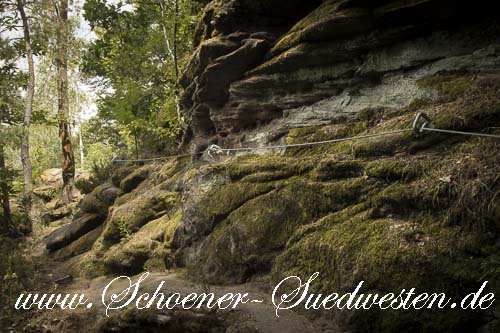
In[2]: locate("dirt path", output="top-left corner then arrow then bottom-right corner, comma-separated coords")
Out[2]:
21,223 -> 337,332
26,271 -> 336,332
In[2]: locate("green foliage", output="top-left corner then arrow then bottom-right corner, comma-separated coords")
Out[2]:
117,217 -> 132,240
30,125 -> 61,179
81,117 -> 125,151
84,142 -> 115,171
0,38 -> 24,125
82,0 -> 201,156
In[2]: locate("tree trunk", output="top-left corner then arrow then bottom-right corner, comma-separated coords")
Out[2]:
173,0 -> 179,80
133,128 -> 139,160
159,0 -> 182,124
78,117 -> 85,168
0,141 -> 12,230
57,0 -> 75,203
172,0 -> 182,125
17,0 -> 35,224
75,82 -> 85,168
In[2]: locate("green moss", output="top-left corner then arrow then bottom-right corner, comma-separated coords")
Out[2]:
417,74 -> 500,134
71,252 -> 106,278
157,157 -> 189,182
251,43 -> 309,74
269,0 -> 356,57
163,209 -> 182,246
221,155 -> 315,181
417,73 -> 474,100
285,121 -> 369,156
64,68 -> 500,331
197,182 -> 277,220
310,159 -> 363,180
351,138 -> 398,157
288,121 -> 368,144
113,191 -> 134,207
365,157 -> 425,181
407,97 -> 434,111
271,204 -> 486,331
103,210 -> 182,274
102,186 -> 179,246
239,170 -> 290,183
103,237 -> 152,274
192,176 -> 373,283
286,203 -> 369,245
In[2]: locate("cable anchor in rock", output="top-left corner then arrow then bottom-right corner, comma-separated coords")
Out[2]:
412,112 -> 432,135
206,144 -> 223,159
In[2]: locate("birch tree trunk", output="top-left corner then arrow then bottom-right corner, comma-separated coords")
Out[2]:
17,0 -> 35,224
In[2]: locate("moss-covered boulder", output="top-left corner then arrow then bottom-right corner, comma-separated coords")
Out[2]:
119,164 -> 153,193
46,213 -> 103,251
100,185 -> 178,246
111,164 -> 137,187
77,182 -> 122,216
103,211 -> 181,274
52,225 -> 104,261
190,177 -> 372,283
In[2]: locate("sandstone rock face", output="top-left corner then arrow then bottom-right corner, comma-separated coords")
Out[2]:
168,1 -> 500,331
180,0 -> 500,149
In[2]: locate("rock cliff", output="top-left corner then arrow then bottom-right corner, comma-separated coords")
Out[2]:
180,0 -> 500,151
43,1 -> 500,331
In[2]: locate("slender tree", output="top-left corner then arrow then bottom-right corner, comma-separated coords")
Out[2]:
173,0 -> 179,81
0,141 -> 11,228
56,0 -> 76,203
16,0 -> 35,222
75,84 -> 85,168
159,0 -> 181,123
